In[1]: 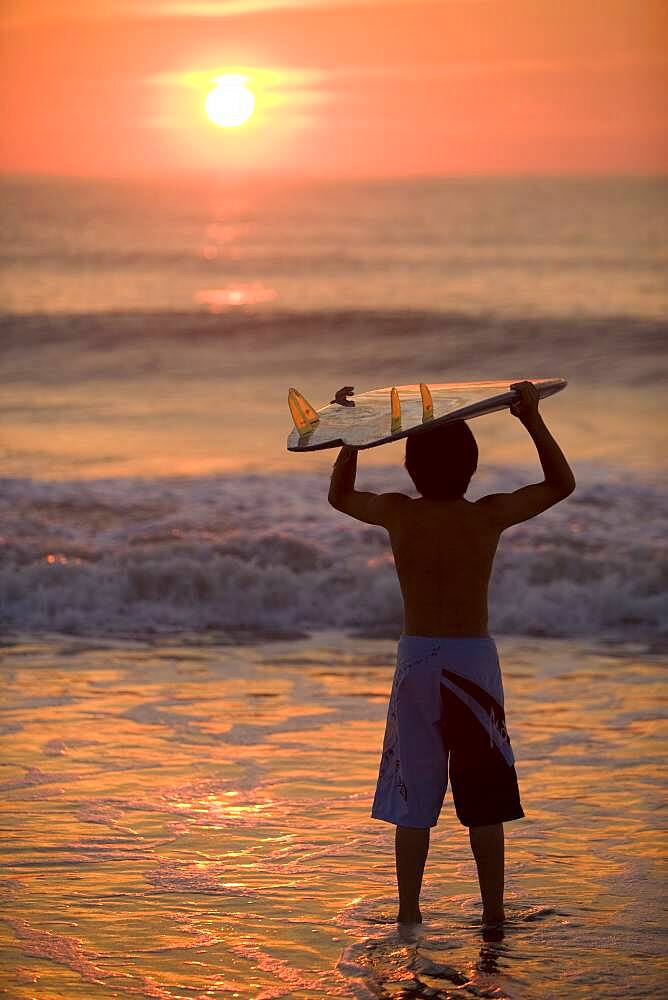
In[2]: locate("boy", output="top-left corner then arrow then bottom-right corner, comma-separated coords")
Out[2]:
328,381 -> 575,929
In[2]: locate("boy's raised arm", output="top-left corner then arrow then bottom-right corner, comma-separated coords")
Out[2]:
479,381 -> 576,529
328,445 -> 359,501
328,445 -> 408,526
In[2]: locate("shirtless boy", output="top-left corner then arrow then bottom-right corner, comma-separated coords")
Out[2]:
328,381 -> 575,929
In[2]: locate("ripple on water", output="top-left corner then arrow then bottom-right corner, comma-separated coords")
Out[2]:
0,634 -> 665,999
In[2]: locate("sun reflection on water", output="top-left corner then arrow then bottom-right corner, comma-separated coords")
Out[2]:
1,634 -> 665,998
194,284 -> 277,310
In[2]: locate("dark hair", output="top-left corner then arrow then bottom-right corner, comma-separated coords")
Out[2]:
404,421 -> 478,499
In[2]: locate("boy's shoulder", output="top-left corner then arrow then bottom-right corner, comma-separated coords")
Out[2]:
375,491 -> 413,520
332,490 -> 411,528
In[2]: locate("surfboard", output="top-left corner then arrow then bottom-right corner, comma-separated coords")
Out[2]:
287,378 -> 567,451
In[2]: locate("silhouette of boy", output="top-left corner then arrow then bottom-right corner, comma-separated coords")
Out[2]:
328,381 -> 575,929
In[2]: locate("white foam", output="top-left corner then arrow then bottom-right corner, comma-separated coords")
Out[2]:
1,466 -> 665,641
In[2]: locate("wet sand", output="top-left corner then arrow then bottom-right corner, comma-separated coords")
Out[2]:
1,633 -> 665,999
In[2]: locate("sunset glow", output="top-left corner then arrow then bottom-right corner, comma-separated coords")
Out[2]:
205,75 -> 255,128
2,0 -> 665,178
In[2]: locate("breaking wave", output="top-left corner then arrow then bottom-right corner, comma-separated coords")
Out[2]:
1,466 -> 665,642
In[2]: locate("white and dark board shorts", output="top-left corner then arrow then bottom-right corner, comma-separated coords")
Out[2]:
371,634 -> 525,829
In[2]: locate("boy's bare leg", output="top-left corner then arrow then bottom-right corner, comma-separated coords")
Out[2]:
469,822 -> 505,924
395,825 -> 429,923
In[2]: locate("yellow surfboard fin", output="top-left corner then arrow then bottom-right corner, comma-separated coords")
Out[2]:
291,388 -> 319,425
420,382 -> 434,422
390,386 -> 401,433
288,388 -> 317,438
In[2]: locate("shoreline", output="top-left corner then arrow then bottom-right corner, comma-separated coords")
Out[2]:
3,628 -> 666,653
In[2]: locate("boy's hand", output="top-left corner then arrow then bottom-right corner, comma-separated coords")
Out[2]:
510,381 -> 540,426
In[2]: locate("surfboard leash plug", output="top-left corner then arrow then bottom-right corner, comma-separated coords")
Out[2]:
330,386 -> 355,407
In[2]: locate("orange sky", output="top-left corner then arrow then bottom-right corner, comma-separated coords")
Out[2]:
2,0 -> 667,177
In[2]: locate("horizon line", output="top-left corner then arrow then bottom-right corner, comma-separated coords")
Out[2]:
3,168 -> 667,183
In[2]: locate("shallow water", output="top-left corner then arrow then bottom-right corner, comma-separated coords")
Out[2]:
1,633 -> 665,999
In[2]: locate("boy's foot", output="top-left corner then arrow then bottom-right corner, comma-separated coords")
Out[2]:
397,908 -> 422,924
481,922 -> 505,942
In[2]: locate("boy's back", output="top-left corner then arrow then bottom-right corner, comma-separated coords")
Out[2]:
384,495 -> 500,637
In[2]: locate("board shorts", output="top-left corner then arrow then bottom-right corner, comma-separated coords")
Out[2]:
371,635 -> 525,829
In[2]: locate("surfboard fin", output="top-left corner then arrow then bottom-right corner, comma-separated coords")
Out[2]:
420,383 -> 434,422
288,388 -> 319,438
390,386 -> 401,433
291,388 -> 319,425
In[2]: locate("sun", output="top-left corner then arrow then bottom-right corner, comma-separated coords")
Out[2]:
205,75 -> 255,128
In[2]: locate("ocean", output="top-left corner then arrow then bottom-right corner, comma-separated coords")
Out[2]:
1,175 -> 667,998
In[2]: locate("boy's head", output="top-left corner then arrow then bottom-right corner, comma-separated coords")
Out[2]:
404,420 -> 478,499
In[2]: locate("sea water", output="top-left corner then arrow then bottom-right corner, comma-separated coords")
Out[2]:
1,635 -> 666,999
1,176 -> 667,997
